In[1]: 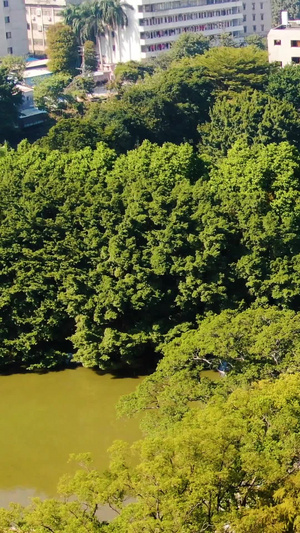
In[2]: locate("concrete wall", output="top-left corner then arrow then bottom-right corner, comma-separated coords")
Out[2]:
0,0 -> 28,57
242,0 -> 272,37
268,25 -> 300,66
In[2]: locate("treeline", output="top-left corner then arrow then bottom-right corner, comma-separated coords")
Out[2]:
38,45 -> 300,157
3,46 -> 300,370
3,40 -> 300,533
3,138 -> 300,371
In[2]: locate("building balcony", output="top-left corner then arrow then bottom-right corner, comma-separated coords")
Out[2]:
138,2 -> 241,19
139,13 -> 242,31
137,0 -> 241,7
140,23 -> 242,44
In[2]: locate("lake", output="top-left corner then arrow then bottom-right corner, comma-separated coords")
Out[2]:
0,367 -> 142,508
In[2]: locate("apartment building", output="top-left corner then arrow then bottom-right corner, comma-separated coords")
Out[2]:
268,11 -> 300,66
25,0 -> 82,56
100,0 -> 244,64
0,0 -> 28,57
25,0 -> 244,60
242,0 -> 272,36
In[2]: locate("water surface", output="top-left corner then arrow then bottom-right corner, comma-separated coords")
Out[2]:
0,367 -> 142,506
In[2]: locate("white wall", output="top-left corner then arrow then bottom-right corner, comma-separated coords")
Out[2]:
0,0 -> 28,57
268,26 -> 300,66
242,0 -> 272,37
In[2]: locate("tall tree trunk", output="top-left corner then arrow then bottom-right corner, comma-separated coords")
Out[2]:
117,27 -> 121,63
97,35 -> 103,69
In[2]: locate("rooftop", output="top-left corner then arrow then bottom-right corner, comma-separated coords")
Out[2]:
16,84 -> 34,93
23,68 -> 52,79
25,59 -> 49,69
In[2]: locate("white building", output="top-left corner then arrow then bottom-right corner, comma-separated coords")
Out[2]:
101,0 -> 245,64
268,11 -> 300,66
25,0 -> 82,56
25,0 -> 244,60
242,0 -> 272,37
0,0 -> 28,57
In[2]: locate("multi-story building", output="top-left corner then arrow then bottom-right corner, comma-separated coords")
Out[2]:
268,11 -> 300,66
25,0 -> 244,60
100,0 -> 244,64
0,0 -> 28,57
26,0 -> 65,56
242,0 -> 272,36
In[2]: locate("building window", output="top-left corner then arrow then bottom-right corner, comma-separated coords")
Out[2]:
292,57 -> 300,63
27,22 -> 30,29
4,16 -> 9,22
261,13 -> 264,20
252,14 -> 256,20
291,40 -> 300,47
243,14 -> 246,21
243,2 -> 246,8
274,39 -> 281,45
244,25 -> 247,33
252,2 -> 255,9
253,24 -> 256,31
7,46 -> 13,54
6,31 -> 11,38
3,0 -> 8,6
261,24 -> 264,31
260,1 -> 263,7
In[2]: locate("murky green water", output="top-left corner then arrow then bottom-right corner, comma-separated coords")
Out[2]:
0,367 -> 142,507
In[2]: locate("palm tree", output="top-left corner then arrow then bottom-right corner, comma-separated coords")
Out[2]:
80,1 -> 105,68
63,0 -> 133,67
61,4 -> 85,44
62,1 -> 104,69
99,0 -> 133,63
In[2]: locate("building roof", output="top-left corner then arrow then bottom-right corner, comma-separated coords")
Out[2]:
20,107 -> 47,118
25,58 -> 49,69
273,21 -> 300,30
16,84 -> 33,93
23,68 -> 51,79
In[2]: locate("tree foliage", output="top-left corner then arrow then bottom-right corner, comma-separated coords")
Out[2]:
0,65 -> 22,143
84,40 -> 97,72
200,89 -> 300,155
46,23 -> 79,76
4,375 -> 300,531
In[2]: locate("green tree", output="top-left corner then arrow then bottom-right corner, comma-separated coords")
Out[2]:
200,90 -> 300,156
46,23 -> 79,76
34,73 -> 73,117
41,118 -> 101,152
0,65 -> 22,143
84,40 -> 97,72
113,60 -> 154,86
169,32 -> 210,60
195,45 -> 270,93
0,54 -> 26,79
267,63 -> 300,110
245,33 -> 267,50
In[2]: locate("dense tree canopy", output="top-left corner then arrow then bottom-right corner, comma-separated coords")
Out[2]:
0,65 -> 22,143
200,90 -> 300,155
3,30 -> 300,533
46,24 -> 79,76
